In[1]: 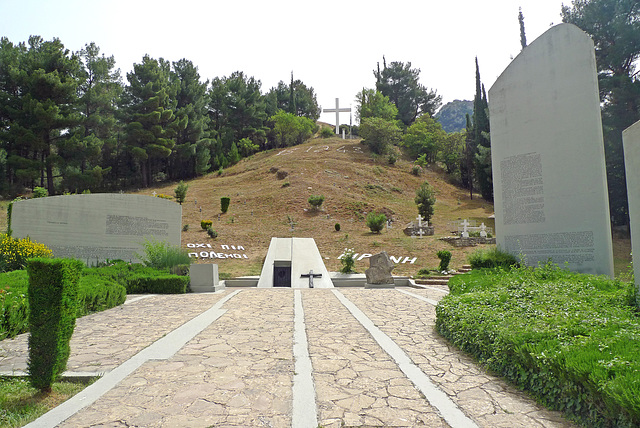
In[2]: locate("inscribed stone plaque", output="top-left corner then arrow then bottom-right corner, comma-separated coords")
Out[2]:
488,23 -> 614,276
12,194 -> 181,264
623,120 -> 640,290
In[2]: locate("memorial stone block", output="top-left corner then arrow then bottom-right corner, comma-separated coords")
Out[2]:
11,194 -> 182,265
623,120 -> 640,293
489,24 -> 614,276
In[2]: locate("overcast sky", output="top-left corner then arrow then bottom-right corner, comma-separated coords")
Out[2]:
1,0 -> 569,125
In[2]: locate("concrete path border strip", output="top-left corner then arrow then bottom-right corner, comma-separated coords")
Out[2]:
24,290 -> 240,428
398,289 -> 439,306
332,289 -> 479,428
292,290 -> 318,427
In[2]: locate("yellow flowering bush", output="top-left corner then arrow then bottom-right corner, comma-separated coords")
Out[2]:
0,234 -> 53,272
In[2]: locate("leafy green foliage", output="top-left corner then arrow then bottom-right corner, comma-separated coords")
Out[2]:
320,127 -> 334,138
334,223 -> 341,232
436,250 -> 452,272
355,88 -> 399,122
269,110 -> 315,147
467,247 -> 518,269
402,114 -> 447,162
220,197 -> 230,213
201,220 -> 213,230
438,264 -> 640,426
340,248 -> 356,274
374,58 -> 442,127
359,117 -> 402,155
307,195 -> 325,210
0,270 -> 29,340
265,76 -> 320,121
174,181 -> 188,204
126,274 -> 188,294
206,228 -> 218,239
136,239 -> 192,270
27,258 -> 83,392
0,234 -> 53,273
366,212 -> 387,233
415,181 -> 436,222
32,188 -> 48,198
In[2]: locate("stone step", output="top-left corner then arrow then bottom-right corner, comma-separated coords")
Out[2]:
414,278 -> 450,286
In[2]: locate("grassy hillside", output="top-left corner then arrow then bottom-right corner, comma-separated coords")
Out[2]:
135,137 -> 496,278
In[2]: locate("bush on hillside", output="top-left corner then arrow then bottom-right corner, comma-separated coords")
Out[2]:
437,250 -> 451,272
366,211 -> 387,234
201,220 -> 213,230
308,195 -> 325,211
221,197 -> 231,213
174,181 -> 188,204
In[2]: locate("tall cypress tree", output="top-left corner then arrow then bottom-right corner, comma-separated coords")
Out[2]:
471,58 -> 493,201
519,7 -> 527,49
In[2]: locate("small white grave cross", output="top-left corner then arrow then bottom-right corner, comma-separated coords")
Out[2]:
416,214 -> 424,228
417,228 -> 425,238
461,219 -> 470,238
152,191 -> 157,197
480,222 -> 488,238
323,98 -> 351,135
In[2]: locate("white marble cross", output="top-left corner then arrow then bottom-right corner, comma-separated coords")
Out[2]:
152,191 -> 157,197
323,98 -> 351,135
461,219 -> 470,238
417,228 -> 424,238
416,214 -> 424,228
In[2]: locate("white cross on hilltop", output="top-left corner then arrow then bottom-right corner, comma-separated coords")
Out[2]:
323,98 -> 351,135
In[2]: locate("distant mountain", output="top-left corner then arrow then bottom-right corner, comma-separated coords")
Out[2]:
435,100 -> 473,133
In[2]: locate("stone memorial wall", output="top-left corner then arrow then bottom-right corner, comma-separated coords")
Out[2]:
489,24 -> 614,276
12,194 -> 181,264
623,120 -> 640,291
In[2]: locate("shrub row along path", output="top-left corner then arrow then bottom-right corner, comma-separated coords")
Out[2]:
0,287 -> 576,428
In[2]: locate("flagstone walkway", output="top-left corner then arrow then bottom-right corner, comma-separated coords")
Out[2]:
0,287 -> 576,428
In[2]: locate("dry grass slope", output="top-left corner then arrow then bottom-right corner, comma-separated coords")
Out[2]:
136,137 -> 496,278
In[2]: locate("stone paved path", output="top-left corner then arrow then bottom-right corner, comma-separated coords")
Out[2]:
0,287 -> 576,428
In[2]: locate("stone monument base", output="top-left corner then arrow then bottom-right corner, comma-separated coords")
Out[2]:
189,264 -> 224,293
365,282 -> 395,289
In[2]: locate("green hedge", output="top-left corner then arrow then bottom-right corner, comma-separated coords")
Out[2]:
126,274 -> 189,294
436,264 -> 640,427
26,258 -> 83,391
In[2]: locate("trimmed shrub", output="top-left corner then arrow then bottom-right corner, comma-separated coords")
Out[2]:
334,223 -> 341,232
438,265 -> 640,427
26,258 -> 83,392
126,274 -> 189,294
366,212 -> 387,234
221,197 -> 231,213
468,247 -> 518,269
77,276 -> 126,316
207,228 -> 218,238
437,250 -> 452,272
0,234 -> 53,272
308,195 -> 325,211
201,220 -> 213,230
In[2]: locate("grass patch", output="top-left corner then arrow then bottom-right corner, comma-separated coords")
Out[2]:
437,263 -> 640,427
0,376 -> 93,427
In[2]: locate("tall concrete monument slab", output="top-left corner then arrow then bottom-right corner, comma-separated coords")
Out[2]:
623,120 -> 640,291
11,194 -> 182,264
489,24 -> 614,276
257,237 -> 333,288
